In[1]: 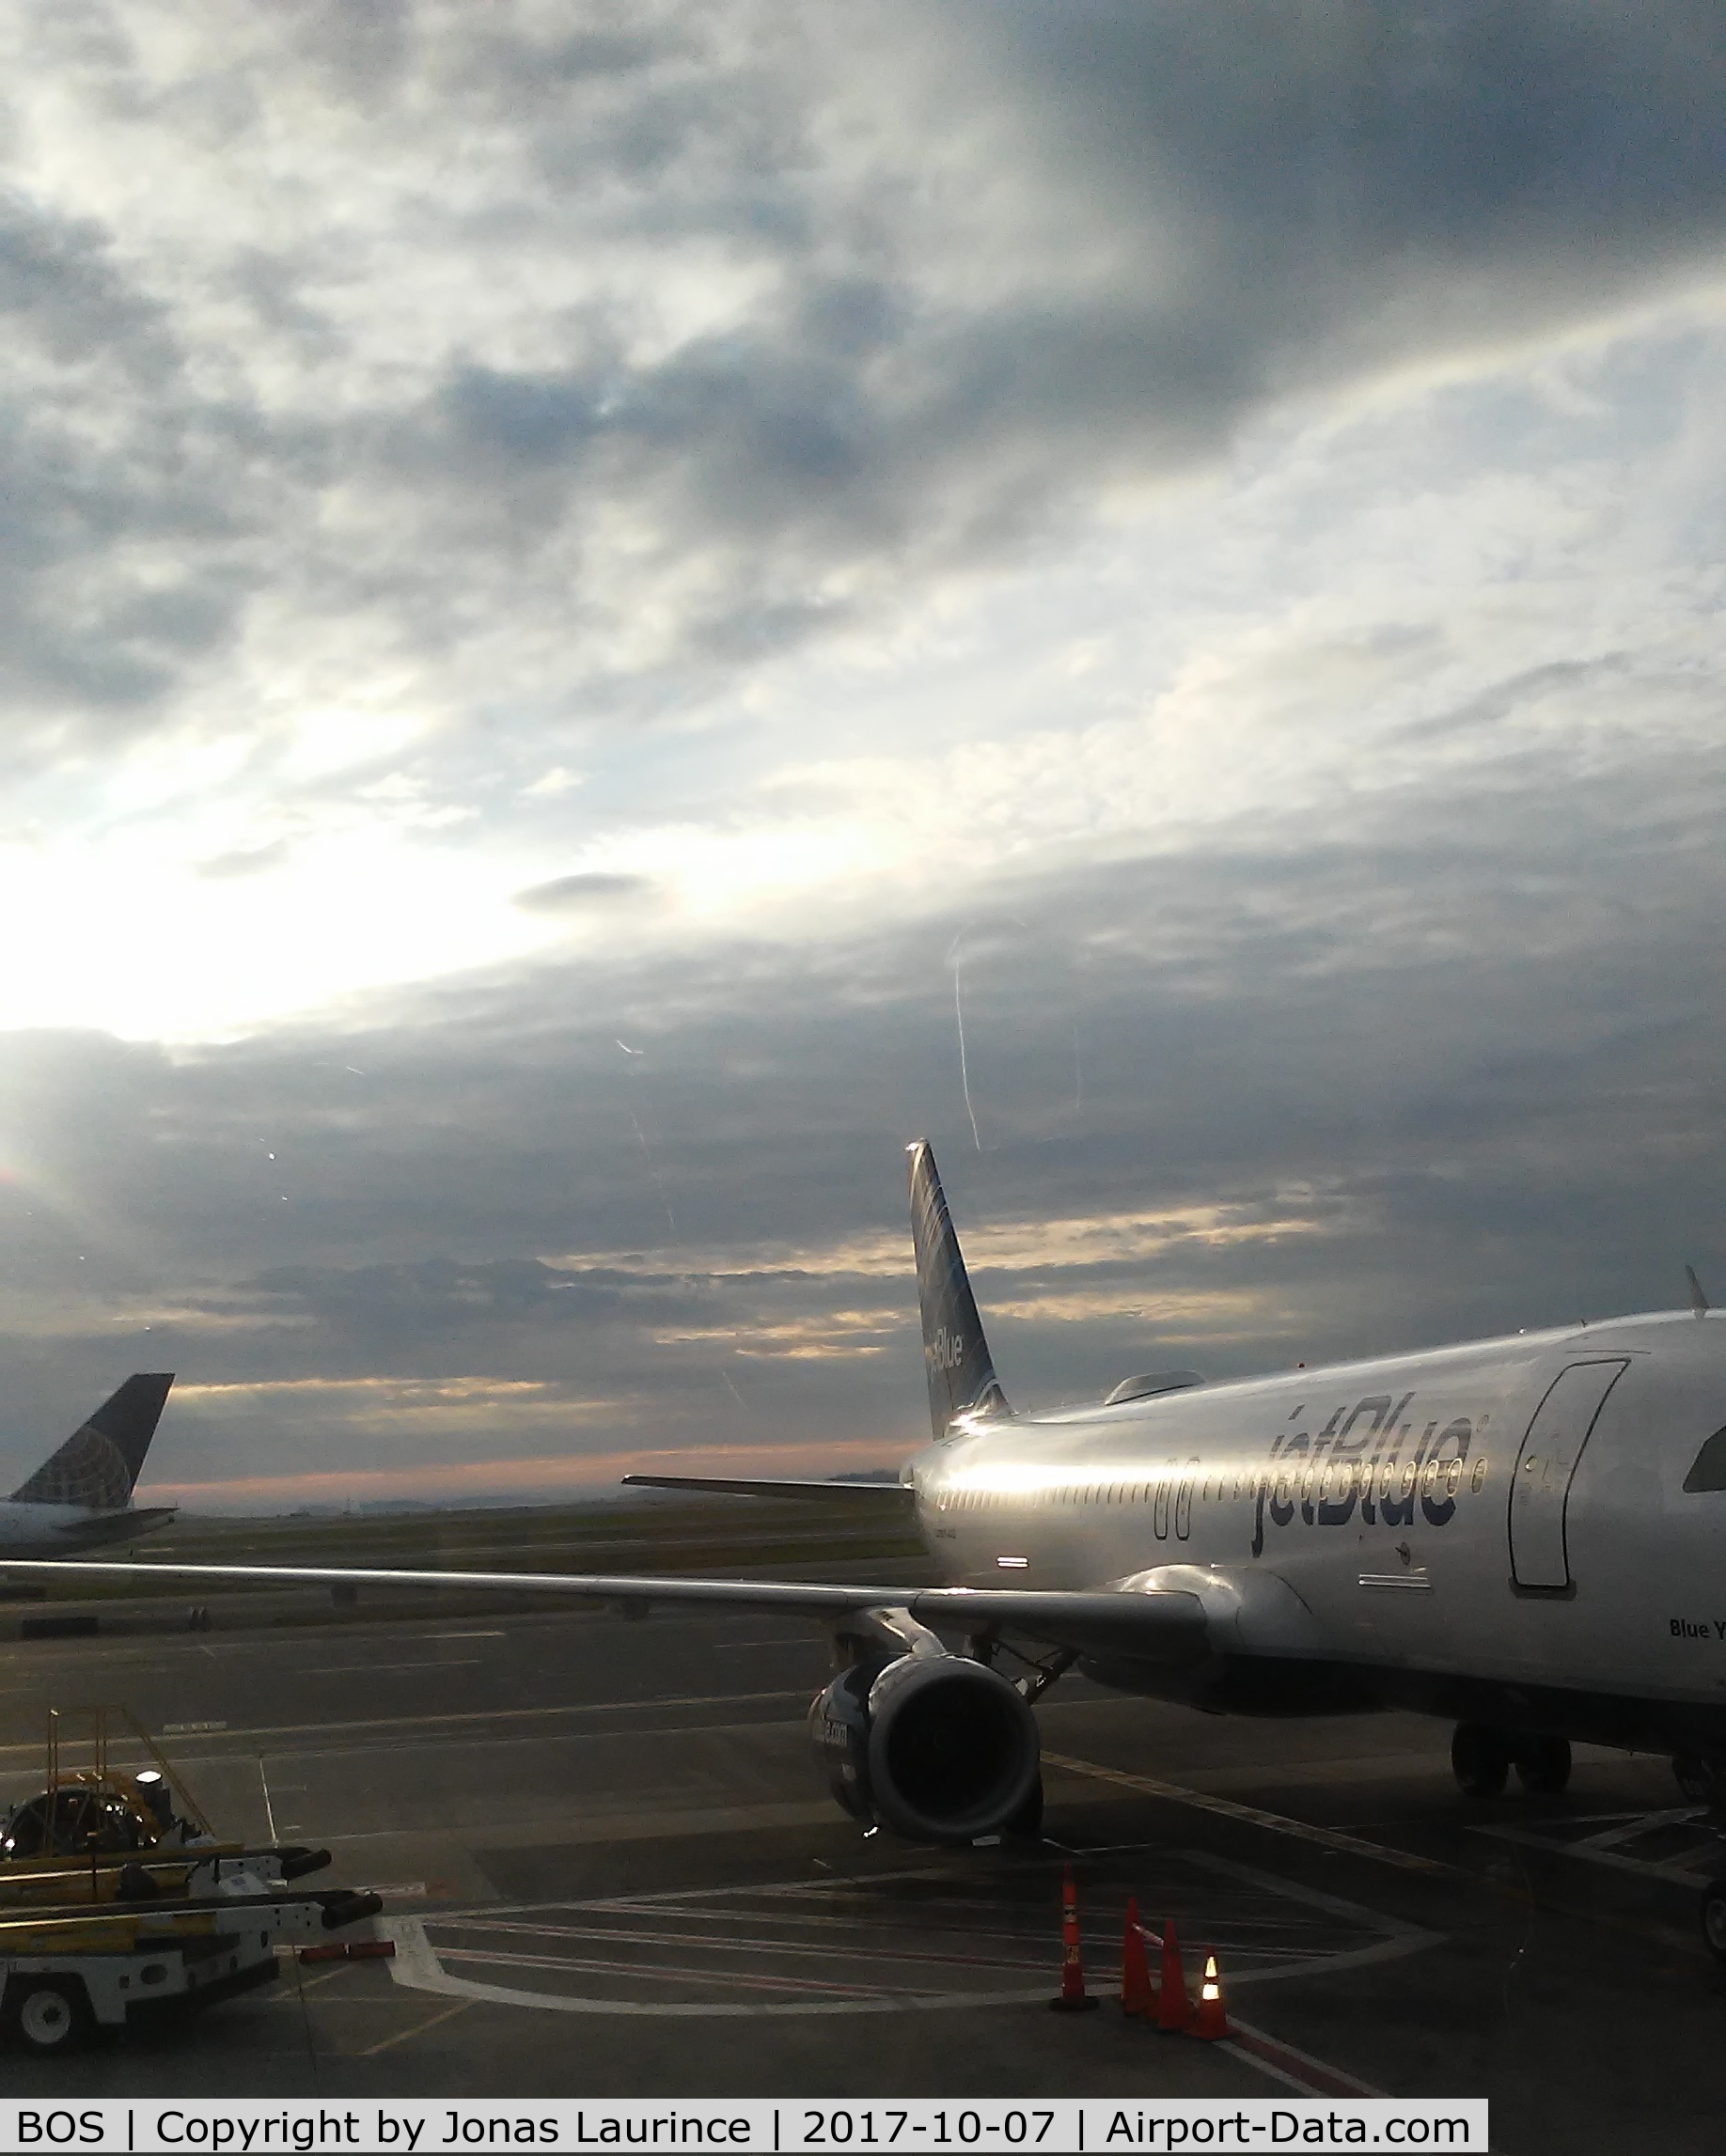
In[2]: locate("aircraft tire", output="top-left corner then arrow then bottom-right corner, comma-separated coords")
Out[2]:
1513,1735 -> 1572,1795
1701,1881 -> 1726,1967
1451,1723 -> 1511,1797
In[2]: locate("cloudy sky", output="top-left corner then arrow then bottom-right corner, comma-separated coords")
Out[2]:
0,2 -> 1724,1508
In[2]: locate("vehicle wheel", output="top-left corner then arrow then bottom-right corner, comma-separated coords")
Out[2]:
1451,1723 -> 1512,1797
6,1977 -> 91,2054
1514,1735 -> 1572,1795
1004,1772 -> 1043,1839
1675,1754 -> 1716,1804
1702,1881 -> 1726,1966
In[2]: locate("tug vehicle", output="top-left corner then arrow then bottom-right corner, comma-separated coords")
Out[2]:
0,1709 -> 380,2050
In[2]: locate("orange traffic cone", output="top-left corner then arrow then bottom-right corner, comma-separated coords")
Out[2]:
1049,1865 -> 1100,2012
1120,1896 -> 1152,2016
1153,1915 -> 1191,2032
1189,1951 -> 1229,2040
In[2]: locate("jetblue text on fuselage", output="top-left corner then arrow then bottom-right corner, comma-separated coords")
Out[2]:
1249,1394 -> 1487,1555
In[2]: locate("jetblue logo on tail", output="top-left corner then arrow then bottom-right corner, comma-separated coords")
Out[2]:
928,1328 -> 966,1373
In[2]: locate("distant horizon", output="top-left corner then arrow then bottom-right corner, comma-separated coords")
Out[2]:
133,1439 -> 909,1518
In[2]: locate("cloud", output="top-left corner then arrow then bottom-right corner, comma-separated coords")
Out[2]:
514,871 -> 654,913
0,705 -> 1721,1503
0,7 -> 1720,1502
2,0 -> 1723,784
196,840 -> 291,881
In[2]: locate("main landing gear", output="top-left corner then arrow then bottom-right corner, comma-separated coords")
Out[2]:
1701,1882 -> 1726,1969
1451,1723 -> 1572,1797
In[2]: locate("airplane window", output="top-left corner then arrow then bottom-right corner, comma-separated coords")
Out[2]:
1684,1428 -> 1726,1492
1471,1458 -> 1487,1492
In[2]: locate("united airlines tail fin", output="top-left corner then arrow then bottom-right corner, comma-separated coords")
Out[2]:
10,1374 -> 175,1509
907,1140 -> 1009,1439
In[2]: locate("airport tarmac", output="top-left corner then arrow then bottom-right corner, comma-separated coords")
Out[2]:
0,1597 -> 1721,2150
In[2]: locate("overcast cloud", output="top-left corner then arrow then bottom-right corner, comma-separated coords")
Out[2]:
0,4 -> 1722,1505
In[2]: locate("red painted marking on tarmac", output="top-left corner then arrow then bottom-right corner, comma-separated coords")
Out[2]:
1137,1918 -> 1384,2098
1220,2023 -> 1384,2097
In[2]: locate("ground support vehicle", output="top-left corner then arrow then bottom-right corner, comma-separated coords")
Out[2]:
0,1879 -> 384,2051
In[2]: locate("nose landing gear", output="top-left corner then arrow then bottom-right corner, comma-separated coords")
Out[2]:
1513,1733 -> 1573,1794
1451,1724 -> 1572,1797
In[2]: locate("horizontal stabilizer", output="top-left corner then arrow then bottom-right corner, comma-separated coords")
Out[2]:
54,1506 -> 179,1545
0,1555 -> 1207,1664
620,1474 -> 915,1507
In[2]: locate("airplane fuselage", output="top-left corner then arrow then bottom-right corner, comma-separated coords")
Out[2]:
907,1309 -> 1726,1756
0,1500 -> 175,1557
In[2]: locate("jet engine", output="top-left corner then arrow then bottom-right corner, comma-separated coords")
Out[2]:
809,1651 -> 1041,1844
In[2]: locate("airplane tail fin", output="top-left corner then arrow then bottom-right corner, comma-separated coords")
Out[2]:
9,1374 -> 175,1508
907,1140 -> 1009,1440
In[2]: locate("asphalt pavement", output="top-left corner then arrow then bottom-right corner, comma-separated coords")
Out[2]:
0,1596 -> 1718,2149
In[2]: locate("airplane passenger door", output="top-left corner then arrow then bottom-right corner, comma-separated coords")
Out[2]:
1507,1359 -> 1630,1590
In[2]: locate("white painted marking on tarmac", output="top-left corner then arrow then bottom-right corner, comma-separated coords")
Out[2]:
1574,1804 -> 1704,1851
384,1918 -> 1050,2017
1179,1850 -> 1440,1985
163,1719 -> 226,1733
439,1914 -> 1046,1977
426,1632 -> 506,1641
1467,1819 -> 1718,1886
390,1844 -> 1431,2022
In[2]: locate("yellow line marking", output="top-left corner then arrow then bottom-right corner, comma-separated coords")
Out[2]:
357,1998 -> 472,2056
0,1688 -> 806,1759
1041,1752 -> 1450,1875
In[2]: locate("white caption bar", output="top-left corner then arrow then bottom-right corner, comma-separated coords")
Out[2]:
3,2097 -> 1490,2152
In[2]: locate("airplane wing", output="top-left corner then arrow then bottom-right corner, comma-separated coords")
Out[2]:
0,1557 -> 1207,1664
620,1474 -> 915,1507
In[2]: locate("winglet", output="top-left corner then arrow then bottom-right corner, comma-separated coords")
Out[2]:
1687,1264 -> 1710,1318
906,1140 -> 1009,1439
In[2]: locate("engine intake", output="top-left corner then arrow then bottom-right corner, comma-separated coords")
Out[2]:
809,1651 -> 1041,1844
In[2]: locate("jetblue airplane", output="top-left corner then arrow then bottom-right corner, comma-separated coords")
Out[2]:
0,1374 -> 177,1555
11,1154 -> 1726,1943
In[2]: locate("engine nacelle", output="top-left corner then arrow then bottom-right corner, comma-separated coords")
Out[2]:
808,1651 -> 1041,1844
